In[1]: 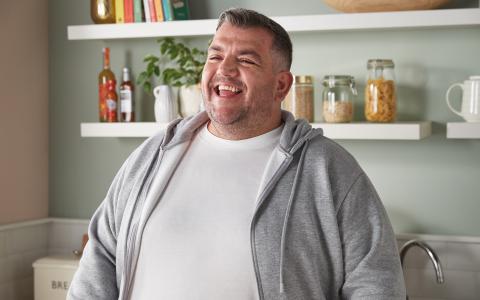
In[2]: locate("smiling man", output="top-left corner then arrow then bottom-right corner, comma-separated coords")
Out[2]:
68,8 -> 406,300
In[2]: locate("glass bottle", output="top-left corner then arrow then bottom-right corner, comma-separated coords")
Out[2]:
322,75 -> 356,123
91,0 -> 116,24
283,75 -> 314,122
365,59 -> 396,122
98,48 -> 117,122
120,68 -> 135,122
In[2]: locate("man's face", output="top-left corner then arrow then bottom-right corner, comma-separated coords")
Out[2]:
201,22 -> 292,138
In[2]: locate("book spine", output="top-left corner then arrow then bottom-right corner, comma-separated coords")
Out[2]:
148,0 -> 157,21
162,0 -> 172,21
133,0 -> 143,22
154,0 -> 164,22
115,0 -> 125,23
143,0 -> 151,22
124,0 -> 134,23
171,0 -> 189,20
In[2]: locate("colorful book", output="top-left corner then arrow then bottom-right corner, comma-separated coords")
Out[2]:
133,0 -> 143,22
154,0 -> 165,22
143,0 -> 151,22
171,0 -> 189,20
115,0 -> 124,23
162,0 -> 173,21
148,0 -> 157,21
124,0 -> 134,22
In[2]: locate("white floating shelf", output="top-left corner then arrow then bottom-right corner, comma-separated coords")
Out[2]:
446,122 -> 480,139
81,121 -> 431,140
312,122 -> 431,140
81,122 -> 167,137
68,8 -> 480,40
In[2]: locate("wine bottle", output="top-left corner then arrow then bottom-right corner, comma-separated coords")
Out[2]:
120,67 -> 135,122
98,48 -> 118,122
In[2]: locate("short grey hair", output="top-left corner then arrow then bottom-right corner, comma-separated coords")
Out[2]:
216,8 -> 293,70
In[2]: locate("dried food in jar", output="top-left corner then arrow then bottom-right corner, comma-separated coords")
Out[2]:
284,75 -> 314,122
323,101 -> 353,123
365,78 -> 396,122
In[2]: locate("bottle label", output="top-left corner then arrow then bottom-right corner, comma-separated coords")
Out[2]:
120,90 -> 133,113
106,98 -> 117,111
99,84 -> 109,122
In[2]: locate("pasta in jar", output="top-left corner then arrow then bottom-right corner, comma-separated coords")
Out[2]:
364,59 -> 396,122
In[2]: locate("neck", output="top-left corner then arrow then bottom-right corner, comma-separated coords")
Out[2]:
207,115 -> 282,140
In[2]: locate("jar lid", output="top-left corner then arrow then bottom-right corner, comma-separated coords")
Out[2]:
367,59 -> 394,68
295,75 -> 313,84
322,75 -> 355,86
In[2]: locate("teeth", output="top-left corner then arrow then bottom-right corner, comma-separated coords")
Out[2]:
218,85 -> 241,93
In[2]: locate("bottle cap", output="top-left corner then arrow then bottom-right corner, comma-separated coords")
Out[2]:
295,75 -> 313,84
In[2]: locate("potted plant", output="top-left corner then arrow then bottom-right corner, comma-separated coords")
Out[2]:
137,37 -> 207,118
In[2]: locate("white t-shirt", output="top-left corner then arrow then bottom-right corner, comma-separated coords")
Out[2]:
129,124 -> 282,300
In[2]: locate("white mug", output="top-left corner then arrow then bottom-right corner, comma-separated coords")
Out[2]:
446,76 -> 480,122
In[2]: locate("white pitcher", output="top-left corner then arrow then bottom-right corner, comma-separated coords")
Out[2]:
153,85 -> 177,123
446,76 -> 480,122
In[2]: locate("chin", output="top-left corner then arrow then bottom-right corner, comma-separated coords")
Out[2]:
207,106 -> 246,126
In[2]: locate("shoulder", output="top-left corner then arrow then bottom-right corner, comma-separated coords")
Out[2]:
306,134 -> 363,177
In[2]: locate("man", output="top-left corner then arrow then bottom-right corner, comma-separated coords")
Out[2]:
69,8 -> 406,300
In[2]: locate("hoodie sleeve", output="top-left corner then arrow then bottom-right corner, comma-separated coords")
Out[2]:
67,155 -> 131,300
336,173 -> 406,299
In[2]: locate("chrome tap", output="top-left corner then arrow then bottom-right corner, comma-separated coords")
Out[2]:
400,239 -> 444,299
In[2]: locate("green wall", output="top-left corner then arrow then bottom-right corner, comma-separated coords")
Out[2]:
49,0 -> 480,235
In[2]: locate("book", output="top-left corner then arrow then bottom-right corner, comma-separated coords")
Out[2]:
143,0 -> 151,22
162,0 -> 172,21
133,0 -> 143,22
171,0 -> 189,20
124,0 -> 134,22
148,0 -> 157,21
154,0 -> 165,22
115,0 -> 125,23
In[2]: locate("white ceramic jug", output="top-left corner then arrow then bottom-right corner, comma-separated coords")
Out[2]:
153,85 -> 177,123
446,76 -> 480,122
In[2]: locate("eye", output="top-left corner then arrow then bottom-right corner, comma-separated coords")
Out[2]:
208,55 -> 222,61
239,58 -> 256,65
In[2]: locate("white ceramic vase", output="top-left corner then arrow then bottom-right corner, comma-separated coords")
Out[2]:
178,84 -> 204,117
153,85 -> 178,123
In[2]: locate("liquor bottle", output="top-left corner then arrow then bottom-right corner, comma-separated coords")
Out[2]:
120,67 -> 135,122
98,48 -> 118,122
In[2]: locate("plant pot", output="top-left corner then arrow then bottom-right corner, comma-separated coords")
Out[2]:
153,85 -> 178,123
178,84 -> 204,118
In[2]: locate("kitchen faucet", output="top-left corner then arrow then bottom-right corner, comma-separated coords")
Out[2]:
400,239 -> 444,299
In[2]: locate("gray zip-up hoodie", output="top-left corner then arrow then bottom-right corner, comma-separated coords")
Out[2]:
68,111 -> 406,300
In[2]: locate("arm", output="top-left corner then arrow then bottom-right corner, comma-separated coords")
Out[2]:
337,173 -> 406,299
67,157 -> 130,300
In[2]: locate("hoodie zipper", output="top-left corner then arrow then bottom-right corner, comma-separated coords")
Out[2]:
250,153 -> 294,300
250,132 -> 314,300
120,146 -> 166,300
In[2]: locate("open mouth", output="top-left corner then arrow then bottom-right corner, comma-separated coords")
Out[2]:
214,84 -> 243,97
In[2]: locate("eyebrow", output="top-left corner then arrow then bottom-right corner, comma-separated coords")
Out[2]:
208,45 -> 263,63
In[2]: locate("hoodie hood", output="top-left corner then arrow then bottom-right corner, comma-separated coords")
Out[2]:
162,110 -> 323,154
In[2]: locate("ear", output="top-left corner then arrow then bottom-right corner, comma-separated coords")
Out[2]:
275,71 -> 293,102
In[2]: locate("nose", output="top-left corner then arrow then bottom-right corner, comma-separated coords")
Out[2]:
217,56 -> 238,77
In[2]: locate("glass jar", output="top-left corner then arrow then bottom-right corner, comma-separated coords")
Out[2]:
322,75 -> 356,123
365,59 -> 396,122
283,75 -> 314,122
91,0 -> 116,24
